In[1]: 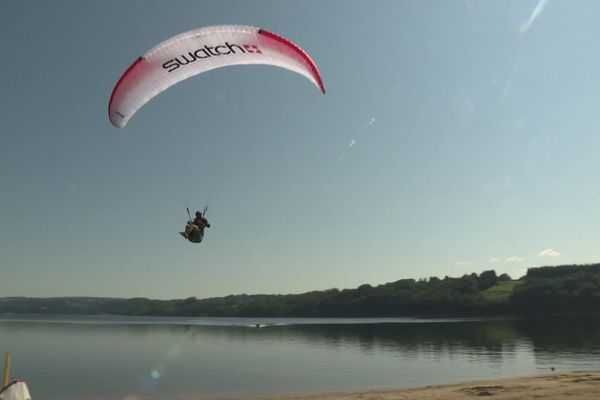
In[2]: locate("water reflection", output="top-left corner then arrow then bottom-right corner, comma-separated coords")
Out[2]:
1,316 -> 600,399
512,317 -> 600,370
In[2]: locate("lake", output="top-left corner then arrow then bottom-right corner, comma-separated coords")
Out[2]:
1,315 -> 599,400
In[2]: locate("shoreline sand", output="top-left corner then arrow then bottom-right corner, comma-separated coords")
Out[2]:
242,371 -> 600,400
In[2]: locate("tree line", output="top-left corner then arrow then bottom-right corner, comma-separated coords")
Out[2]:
1,263 -> 599,317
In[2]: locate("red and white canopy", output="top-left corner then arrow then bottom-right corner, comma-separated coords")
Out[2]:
109,25 -> 325,128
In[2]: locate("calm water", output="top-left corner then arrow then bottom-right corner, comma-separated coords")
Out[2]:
1,315 -> 600,400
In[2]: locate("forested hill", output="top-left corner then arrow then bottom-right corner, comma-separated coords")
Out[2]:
2,263 -> 600,317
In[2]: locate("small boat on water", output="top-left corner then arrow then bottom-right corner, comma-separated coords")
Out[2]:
0,354 -> 31,400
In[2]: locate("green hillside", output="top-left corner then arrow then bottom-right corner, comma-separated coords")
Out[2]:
482,280 -> 522,302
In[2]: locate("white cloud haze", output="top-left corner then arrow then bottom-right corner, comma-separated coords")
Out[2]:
538,248 -> 560,258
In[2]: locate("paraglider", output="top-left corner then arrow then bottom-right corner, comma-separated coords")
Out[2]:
180,208 -> 210,244
108,25 -> 325,245
109,24 -> 325,128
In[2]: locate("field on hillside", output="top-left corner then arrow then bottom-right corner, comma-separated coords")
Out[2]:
482,280 -> 522,302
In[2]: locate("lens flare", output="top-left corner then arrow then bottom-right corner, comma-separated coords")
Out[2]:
338,117 -> 376,160
520,0 -> 548,33
126,327 -> 200,398
166,343 -> 182,360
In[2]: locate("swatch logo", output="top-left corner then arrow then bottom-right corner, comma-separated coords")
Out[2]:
243,44 -> 262,54
162,42 -> 262,72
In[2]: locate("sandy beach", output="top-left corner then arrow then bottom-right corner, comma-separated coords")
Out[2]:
246,371 -> 600,400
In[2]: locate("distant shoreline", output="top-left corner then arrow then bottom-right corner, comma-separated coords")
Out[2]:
3,263 -> 600,317
239,371 -> 600,400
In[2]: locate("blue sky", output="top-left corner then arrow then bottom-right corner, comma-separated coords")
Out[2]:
2,0 -> 600,299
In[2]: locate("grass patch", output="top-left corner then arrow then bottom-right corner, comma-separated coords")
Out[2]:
482,280 -> 522,302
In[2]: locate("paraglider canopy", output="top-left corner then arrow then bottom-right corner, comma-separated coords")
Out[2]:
109,25 -> 325,128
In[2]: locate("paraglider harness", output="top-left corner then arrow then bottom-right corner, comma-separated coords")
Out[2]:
183,207 -> 209,243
